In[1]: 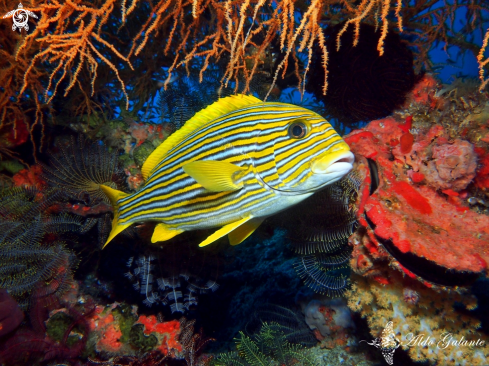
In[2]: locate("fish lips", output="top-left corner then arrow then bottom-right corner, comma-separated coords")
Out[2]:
311,151 -> 355,176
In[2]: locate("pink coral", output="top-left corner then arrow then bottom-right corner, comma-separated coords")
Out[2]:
128,122 -> 168,148
395,134 -> 478,191
129,122 -> 150,147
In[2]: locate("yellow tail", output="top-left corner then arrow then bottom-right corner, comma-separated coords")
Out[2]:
99,185 -> 132,248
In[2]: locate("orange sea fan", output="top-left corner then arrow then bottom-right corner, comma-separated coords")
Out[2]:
15,0 -> 133,109
132,0 -> 489,100
1,0 -> 134,157
478,27 -> 489,90
0,15 -> 50,157
130,0 -> 407,99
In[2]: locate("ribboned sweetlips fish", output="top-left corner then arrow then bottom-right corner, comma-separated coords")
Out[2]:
100,94 -> 354,248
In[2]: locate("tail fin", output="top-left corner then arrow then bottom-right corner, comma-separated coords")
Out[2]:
100,185 -> 132,248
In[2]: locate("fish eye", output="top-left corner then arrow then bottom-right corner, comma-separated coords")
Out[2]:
288,121 -> 308,139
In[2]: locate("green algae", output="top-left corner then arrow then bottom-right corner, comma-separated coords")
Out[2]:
111,304 -> 138,345
133,141 -> 155,168
129,323 -> 158,352
212,322 -> 318,366
46,312 -> 82,348
0,160 -> 24,174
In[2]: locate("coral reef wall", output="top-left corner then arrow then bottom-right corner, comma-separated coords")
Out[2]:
1,1 -> 489,365
343,74 -> 489,365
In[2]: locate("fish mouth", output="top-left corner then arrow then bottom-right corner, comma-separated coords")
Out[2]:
311,150 -> 355,175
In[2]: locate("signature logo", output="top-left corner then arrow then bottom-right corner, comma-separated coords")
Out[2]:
360,321 -> 401,365
360,321 -> 486,365
2,3 -> 38,32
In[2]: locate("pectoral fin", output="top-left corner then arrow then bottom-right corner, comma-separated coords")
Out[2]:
151,223 -> 183,243
228,217 -> 265,245
198,216 -> 253,247
182,160 -> 246,192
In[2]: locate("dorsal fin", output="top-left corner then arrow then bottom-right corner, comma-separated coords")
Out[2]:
141,94 -> 263,180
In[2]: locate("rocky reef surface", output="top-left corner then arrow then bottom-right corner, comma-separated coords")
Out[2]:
344,75 -> 489,365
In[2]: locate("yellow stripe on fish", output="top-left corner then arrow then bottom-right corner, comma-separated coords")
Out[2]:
100,94 -> 354,248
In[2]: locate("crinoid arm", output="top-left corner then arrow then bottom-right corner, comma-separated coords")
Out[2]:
41,135 -> 125,203
0,187 -> 80,310
285,171 -> 360,255
276,171 -> 360,296
294,251 -> 351,297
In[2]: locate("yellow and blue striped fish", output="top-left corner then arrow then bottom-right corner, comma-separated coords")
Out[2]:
100,94 -> 354,248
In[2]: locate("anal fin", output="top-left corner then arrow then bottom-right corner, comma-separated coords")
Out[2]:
151,222 -> 183,243
199,216 -> 252,247
228,217 -> 265,245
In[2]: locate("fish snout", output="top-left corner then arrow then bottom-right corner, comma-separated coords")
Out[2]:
311,150 -> 355,176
